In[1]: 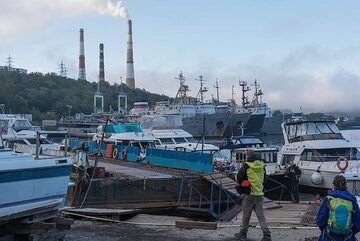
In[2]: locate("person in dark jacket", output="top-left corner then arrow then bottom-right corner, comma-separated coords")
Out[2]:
316,175 -> 360,241
235,149 -> 271,241
286,161 -> 301,203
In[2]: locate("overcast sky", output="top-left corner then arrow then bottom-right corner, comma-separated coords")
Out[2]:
1,0 -> 360,112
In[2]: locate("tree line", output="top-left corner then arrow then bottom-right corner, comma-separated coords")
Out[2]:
0,70 -> 170,124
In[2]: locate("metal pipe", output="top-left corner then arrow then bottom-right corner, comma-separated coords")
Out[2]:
35,131 -> 40,159
64,135 -> 68,156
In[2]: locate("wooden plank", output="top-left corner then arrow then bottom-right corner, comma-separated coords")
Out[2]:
175,220 -> 217,230
51,216 -> 75,226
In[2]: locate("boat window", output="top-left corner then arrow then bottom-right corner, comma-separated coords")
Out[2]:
0,120 -> 8,129
289,125 -> 297,139
185,137 -> 196,143
286,122 -> 343,143
141,141 -> 154,149
13,120 -> 32,132
155,140 -> 161,146
159,138 -> 174,144
281,154 -> 295,165
27,138 -> 37,144
307,122 -> 320,135
15,139 -> 27,145
316,122 -> 331,134
300,148 -> 358,162
298,123 -> 307,136
327,122 -> 340,134
239,138 -> 263,145
173,137 -> 186,144
40,138 -> 52,144
132,142 -> 140,148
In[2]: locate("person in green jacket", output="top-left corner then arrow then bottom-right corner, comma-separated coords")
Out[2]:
235,149 -> 271,241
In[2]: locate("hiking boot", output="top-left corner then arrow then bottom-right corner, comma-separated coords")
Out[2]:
261,234 -> 272,241
235,231 -> 247,241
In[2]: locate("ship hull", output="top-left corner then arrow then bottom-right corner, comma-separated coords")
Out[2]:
182,112 -> 251,139
243,114 -> 266,136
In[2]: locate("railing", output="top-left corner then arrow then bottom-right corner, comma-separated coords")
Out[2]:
177,174 -> 240,222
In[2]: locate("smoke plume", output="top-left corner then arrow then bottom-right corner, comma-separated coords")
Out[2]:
89,0 -> 129,19
0,0 -> 130,38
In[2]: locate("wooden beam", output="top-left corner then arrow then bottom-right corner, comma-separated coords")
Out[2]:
175,220 -> 217,230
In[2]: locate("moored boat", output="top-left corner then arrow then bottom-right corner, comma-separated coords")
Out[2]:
0,135 -> 72,224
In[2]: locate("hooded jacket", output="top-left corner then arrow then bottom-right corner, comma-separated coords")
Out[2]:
316,189 -> 360,241
235,154 -> 266,196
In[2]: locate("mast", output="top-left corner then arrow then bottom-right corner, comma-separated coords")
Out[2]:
195,75 -> 208,103
174,71 -> 189,105
251,78 -> 263,105
214,79 -> 220,103
239,80 -> 250,108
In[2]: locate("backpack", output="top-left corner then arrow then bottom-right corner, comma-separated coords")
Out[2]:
327,196 -> 353,235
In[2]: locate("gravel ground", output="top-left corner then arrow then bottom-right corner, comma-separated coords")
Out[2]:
64,220 -> 326,241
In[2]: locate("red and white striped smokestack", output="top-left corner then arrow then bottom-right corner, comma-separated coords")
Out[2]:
78,28 -> 86,80
125,19 -> 135,89
99,43 -> 105,82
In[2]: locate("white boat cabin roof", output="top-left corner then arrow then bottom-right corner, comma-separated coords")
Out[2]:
282,120 -> 344,144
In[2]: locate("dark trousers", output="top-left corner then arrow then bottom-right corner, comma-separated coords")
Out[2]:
289,180 -> 299,202
240,195 -> 271,236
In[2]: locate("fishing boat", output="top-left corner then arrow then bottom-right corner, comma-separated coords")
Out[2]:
0,135 -> 72,224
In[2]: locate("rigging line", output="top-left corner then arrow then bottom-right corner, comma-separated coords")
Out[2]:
80,117 -> 110,208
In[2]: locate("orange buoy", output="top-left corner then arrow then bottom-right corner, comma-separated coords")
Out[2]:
105,144 -> 114,158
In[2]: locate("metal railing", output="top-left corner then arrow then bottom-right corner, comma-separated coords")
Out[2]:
177,174 -> 240,221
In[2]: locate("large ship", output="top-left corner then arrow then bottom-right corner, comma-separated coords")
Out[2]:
140,72 -> 252,140
234,80 -> 272,136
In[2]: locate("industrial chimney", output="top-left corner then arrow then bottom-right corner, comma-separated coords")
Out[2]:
125,20 -> 135,89
78,28 -> 86,80
99,43 -> 105,82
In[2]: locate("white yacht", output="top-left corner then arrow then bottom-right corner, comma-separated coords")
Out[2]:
0,135 -> 72,224
278,120 -> 360,191
0,114 -> 60,153
144,128 -> 219,154
93,123 -> 157,152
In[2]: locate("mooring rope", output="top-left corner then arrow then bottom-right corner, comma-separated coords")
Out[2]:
62,211 -> 318,229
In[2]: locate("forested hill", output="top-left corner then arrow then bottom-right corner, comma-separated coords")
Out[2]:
0,70 -> 170,123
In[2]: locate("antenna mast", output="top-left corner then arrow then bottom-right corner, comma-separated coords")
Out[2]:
174,71 -> 189,105
251,79 -> 263,105
239,80 -> 250,108
195,75 -> 208,103
214,79 -> 220,103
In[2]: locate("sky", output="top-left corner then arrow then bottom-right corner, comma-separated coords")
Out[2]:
1,0 -> 360,112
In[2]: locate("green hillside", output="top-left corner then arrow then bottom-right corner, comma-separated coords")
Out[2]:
0,70 -> 170,123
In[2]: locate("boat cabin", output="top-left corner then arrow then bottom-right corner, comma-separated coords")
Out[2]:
94,124 -> 157,151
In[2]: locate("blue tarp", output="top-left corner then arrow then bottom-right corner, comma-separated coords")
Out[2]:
145,148 -> 213,173
68,140 -> 213,173
104,124 -> 143,134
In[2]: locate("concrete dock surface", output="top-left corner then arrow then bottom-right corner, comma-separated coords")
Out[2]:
64,213 -> 360,241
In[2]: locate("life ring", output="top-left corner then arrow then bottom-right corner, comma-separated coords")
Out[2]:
121,149 -> 127,160
336,156 -> 348,171
112,148 -> 118,159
